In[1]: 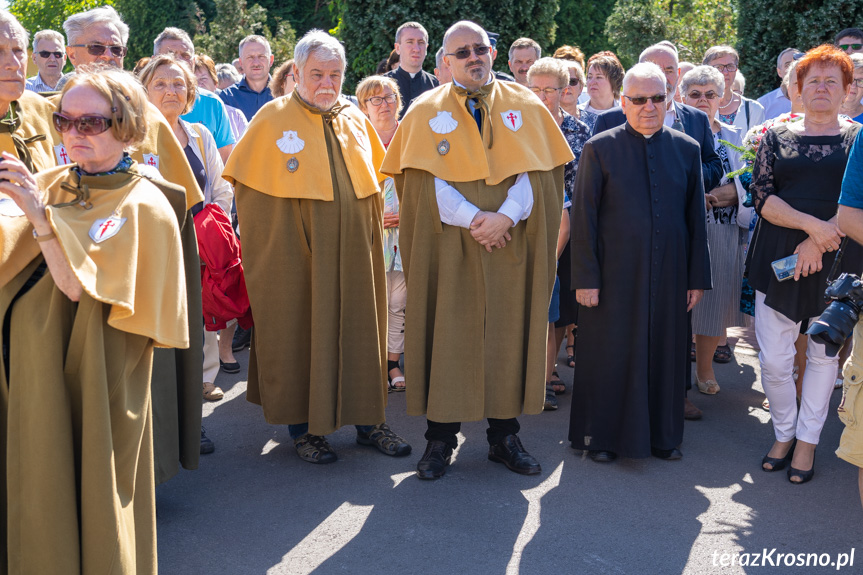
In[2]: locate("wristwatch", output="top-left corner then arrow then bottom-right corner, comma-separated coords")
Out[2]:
32,228 -> 56,242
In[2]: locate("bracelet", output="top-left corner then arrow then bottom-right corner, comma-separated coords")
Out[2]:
32,228 -> 56,243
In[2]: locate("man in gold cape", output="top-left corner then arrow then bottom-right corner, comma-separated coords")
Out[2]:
381,21 -> 574,479
49,6 -> 206,483
223,30 -> 411,464
0,161 -> 189,574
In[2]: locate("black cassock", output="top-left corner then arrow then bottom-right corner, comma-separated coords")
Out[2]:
568,123 -> 711,457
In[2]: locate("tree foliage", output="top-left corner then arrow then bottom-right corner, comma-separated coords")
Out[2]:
737,0 -> 863,97
8,0 -> 108,39
338,0 -> 560,88
605,0 -> 736,69
114,0 -> 197,67
553,0 -> 615,61
192,0 -> 297,66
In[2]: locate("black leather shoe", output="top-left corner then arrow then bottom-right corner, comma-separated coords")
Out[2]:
762,439 -> 796,472
220,359 -> 241,374
416,440 -> 453,480
588,450 -> 617,463
651,447 -> 683,460
232,326 -> 251,352
200,426 -> 214,455
488,435 -> 541,475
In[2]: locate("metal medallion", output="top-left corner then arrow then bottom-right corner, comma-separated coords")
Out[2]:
437,139 -> 450,156
287,157 -> 299,173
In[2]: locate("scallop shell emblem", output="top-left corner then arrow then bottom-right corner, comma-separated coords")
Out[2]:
429,111 -> 458,134
276,131 -> 305,154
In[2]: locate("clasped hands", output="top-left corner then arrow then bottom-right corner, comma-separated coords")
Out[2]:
793,219 -> 845,281
469,211 -> 514,253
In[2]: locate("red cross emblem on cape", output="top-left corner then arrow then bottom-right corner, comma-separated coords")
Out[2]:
500,110 -> 523,132
89,216 -> 127,243
54,144 -> 70,165
143,154 -> 160,171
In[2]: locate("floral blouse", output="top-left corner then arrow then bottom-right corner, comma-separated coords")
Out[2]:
559,111 -> 591,207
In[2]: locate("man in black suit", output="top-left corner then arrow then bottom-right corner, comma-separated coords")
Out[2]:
592,43 -> 723,193
384,21 -> 438,119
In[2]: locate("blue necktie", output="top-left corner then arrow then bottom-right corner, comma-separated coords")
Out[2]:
472,99 -> 483,133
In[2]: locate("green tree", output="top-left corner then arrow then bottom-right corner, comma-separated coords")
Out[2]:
737,0 -> 863,97
605,0 -> 736,69
113,0 -> 196,67
553,0 -> 615,60
8,0 -> 109,38
338,0 -> 560,89
192,0 -> 297,65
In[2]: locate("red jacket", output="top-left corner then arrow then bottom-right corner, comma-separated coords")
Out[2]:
193,203 -> 253,331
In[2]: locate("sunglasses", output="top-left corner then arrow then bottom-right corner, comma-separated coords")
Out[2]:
686,90 -> 719,100
69,43 -> 127,58
624,94 -> 667,105
568,78 -> 582,86
37,51 -> 64,59
366,93 -> 397,106
446,45 -> 491,60
52,113 -> 113,135
839,44 -> 863,51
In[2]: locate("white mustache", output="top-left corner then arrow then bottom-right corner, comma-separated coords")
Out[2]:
316,89 -> 337,96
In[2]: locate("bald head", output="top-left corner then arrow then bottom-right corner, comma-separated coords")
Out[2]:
443,21 -> 489,52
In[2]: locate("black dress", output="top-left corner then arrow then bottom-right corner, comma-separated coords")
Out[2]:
746,122 -> 862,323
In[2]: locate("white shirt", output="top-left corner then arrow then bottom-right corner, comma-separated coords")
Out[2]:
757,87 -> 791,121
435,172 -> 533,228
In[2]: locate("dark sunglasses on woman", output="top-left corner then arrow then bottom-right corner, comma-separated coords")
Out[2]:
52,113 -> 113,135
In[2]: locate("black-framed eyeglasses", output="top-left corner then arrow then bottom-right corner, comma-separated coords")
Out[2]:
686,90 -> 719,100
713,63 -> 738,73
52,113 -> 113,135
529,87 -> 562,96
624,94 -> 666,105
839,43 -> 863,51
568,78 -> 582,86
37,51 -> 64,59
365,93 -> 397,106
69,44 -> 127,58
446,45 -> 491,60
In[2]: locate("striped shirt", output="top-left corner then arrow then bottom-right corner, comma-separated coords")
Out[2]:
25,72 -> 62,93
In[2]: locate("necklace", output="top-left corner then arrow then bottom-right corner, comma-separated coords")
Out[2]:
719,94 -> 739,111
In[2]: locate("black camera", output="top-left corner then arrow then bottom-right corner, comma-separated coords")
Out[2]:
807,273 -> 863,357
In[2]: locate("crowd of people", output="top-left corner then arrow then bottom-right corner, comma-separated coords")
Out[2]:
2,4 -> 863,571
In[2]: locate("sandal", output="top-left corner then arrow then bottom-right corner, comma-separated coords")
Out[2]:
356,423 -> 411,456
550,370 -> 566,395
695,376 -> 720,395
387,360 -> 406,392
203,382 -> 224,401
713,344 -> 732,364
294,433 -> 337,464
565,344 -> 575,368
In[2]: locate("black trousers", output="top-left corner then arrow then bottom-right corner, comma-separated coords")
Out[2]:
425,418 -> 520,449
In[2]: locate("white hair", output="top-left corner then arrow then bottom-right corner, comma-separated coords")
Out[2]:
0,11 -> 28,49
442,21 -> 490,53
679,65 -> 725,96
639,43 -> 679,66
63,6 -> 129,46
435,46 -> 445,69
216,63 -> 242,85
153,27 -> 194,56
32,29 -> 64,52
239,34 -> 271,57
293,29 -> 345,72
622,62 -> 666,95
733,70 -> 745,95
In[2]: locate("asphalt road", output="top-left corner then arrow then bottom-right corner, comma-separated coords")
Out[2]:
156,343 -> 861,575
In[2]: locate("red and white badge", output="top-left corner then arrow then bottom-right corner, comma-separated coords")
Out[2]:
54,144 -> 71,165
501,110 -> 523,132
89,216 -> 127,243
142,154 -> 160,171
353,128 -> 367,151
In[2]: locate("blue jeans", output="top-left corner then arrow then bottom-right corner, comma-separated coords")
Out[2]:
289,423 -> 375,439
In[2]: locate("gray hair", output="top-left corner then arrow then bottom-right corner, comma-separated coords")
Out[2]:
0,11 -> 28,48
435,46 -> 445,69
509,37 -> 541,61
777,47 -> 802,68
442,21 -> 489,53
561,59 -> 585,85
622,62 -> 666,95
293,29 -> 345,72
703,45 -> 739,66
239,34 -> 271,57
395,22 -> 428,44
32,29 -> 64,52
851,53 -> 863,70
216,63 -> 242,85
153,27 -> 193,56
680,65 -> 725,96
63,6 -> 129,46
780,60 -> 800,98
733,70 -> 745,95
639,43 -> 679,66
658,40 -> 678,55
526,57 -> 568,88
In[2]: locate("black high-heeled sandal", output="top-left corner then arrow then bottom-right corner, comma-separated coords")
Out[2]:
788,448 -> 816,484
761,439 -> 796,472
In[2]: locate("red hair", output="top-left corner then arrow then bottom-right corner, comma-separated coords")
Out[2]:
796,44 -> 854,90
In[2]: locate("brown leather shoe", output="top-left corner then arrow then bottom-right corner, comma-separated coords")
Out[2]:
684,398 -> 702,420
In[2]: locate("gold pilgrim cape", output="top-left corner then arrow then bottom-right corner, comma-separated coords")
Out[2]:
381,79 -> 574,422
0,164 -> 188,574
223,94 -> 390,435
0,90 -> 61,174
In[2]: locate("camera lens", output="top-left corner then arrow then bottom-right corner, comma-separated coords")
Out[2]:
808,301 -> 859,356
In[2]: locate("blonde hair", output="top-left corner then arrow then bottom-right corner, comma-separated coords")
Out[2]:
355,75 -> 403,116
527,57 -> 569,88
60,65 -> 148,147
138,53 -> 197,114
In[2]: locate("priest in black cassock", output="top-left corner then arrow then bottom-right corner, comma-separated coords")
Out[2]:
568,62 -> 711,462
